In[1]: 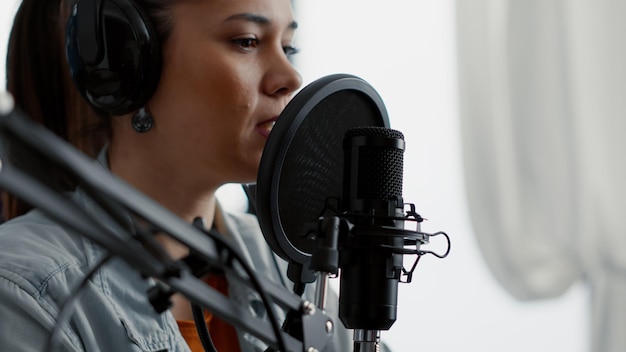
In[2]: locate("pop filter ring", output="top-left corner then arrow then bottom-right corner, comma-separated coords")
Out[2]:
256,73 -> 390,272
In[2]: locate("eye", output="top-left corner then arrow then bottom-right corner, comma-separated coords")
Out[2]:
232,37 -> 259,51
283,45 -> 300,58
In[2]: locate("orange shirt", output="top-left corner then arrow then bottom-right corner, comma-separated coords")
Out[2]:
177,274 -> 241,352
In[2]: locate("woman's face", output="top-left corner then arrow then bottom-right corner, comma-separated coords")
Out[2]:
147,0 -> 301,186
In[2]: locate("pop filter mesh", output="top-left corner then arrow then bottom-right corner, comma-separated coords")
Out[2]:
277,90 -> 382,254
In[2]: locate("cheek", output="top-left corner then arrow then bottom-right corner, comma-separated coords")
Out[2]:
158,69 -> 250,131
151,45 -> 262,170
195,67 -> 256,120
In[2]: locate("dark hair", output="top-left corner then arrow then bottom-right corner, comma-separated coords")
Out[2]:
133,0 -> 178,43
7,0 -> 106,151
4,0 -> 99,220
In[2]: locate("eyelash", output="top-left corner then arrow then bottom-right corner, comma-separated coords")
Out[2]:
232,38 -> 299,57
283,45 -> 299,57
233,37 -> 259,50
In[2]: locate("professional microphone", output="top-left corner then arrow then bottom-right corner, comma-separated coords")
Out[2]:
339,126 -> 405,333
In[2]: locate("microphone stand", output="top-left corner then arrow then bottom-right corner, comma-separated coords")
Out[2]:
311,215 -> 388,352
0,93 -> 333,352
309,197 -> 451,352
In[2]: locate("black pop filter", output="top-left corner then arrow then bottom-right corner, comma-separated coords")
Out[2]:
256,74 -> 389,280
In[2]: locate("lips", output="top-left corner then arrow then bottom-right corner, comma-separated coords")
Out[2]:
256,117 -> 278,138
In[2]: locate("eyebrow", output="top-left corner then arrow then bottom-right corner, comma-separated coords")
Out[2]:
225,13 -> 298,30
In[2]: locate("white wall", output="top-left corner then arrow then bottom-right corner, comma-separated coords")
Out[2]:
0,0 -> 20,89
293,2 -> 588,352
0,1 -> 589,351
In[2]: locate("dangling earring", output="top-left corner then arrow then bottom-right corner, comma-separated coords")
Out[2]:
131,107 -> 154,133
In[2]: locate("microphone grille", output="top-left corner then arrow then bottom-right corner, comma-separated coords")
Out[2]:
344,126 -> 404,140
345,126 -> 404,200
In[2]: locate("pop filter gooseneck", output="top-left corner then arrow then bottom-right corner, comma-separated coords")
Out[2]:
256,74 -> 389,285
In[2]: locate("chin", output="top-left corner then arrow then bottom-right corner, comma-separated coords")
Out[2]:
223,153 -> 261,183
232,165 -> 259,184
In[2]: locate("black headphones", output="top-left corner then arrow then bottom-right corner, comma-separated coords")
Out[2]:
66,0 -> 161,116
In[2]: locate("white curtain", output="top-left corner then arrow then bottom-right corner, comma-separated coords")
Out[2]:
456,1 -> 626,351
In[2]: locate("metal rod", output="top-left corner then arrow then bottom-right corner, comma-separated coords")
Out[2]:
353,329 -> 380,352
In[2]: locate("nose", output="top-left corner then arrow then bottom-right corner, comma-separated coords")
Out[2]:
264,50 -> 302,97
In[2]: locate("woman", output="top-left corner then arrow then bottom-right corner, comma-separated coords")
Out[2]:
0,0 -> 351,351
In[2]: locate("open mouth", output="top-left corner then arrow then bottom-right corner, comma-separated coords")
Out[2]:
257,119 -> 277,137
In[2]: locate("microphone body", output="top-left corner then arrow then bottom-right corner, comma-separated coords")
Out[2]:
339,127 -> 406,331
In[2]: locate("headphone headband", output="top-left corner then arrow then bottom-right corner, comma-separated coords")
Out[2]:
76,0 -> 103,64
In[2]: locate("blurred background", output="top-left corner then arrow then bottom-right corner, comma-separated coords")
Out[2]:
7,0 -> 625,351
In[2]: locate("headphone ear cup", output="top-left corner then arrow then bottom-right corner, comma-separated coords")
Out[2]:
66,0 -> 161,116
